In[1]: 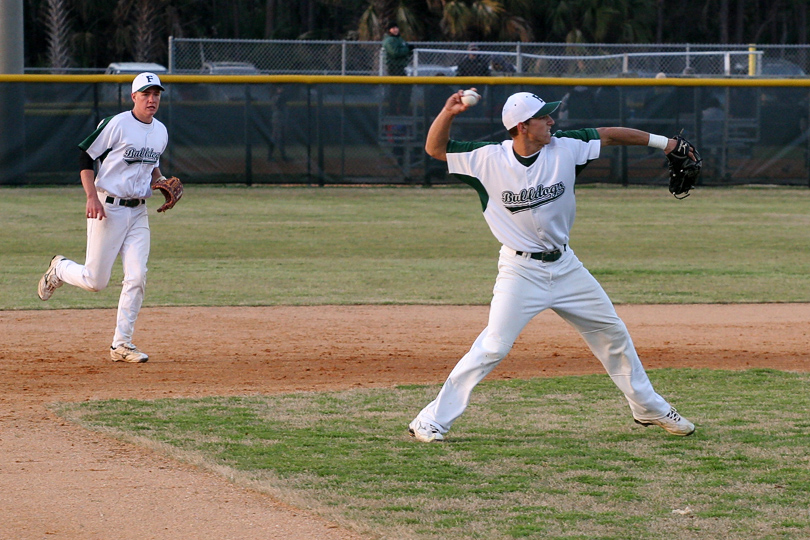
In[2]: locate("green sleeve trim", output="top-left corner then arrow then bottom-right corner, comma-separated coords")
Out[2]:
78,116 -> 114,151
446,139 -> 499,154
554,128 -> 600,176
553,127 -> 600,142
449,173 -> 489,212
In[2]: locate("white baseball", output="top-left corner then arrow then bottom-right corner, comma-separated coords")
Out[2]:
461,89 -> 480,106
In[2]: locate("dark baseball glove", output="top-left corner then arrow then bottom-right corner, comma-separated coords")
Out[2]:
152,175 -> 184,212
666,133 -> 702,199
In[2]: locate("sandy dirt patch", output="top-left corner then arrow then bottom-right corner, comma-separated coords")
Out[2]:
1,304 -> 808,539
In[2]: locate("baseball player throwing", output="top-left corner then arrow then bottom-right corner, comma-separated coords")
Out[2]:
408,89 -> 695,442
37,72 -> 171,363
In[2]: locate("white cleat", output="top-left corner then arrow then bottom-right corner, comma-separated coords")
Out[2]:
110,343 -> 149,363
408,419 -> 444,442
635,407 -> 695,436
37,255 -> 66,301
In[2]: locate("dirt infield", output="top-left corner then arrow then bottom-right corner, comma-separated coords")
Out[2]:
1,304 -> 808,539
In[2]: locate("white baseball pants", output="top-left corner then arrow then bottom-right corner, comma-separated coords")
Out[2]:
56,193 -> 150,348
415,245 -> 671,434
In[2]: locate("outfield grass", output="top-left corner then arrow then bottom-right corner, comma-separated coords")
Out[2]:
3,185 -> 810,309
54,369 -> 810,540
12,185 -> 810,538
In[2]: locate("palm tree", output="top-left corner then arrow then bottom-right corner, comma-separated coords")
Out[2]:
45,0 -> 72,71
441,0 -> 523,41
264,0 -> 276,38
358,0 -> 399,40
111,0 -> 164,62
358,0 -> 531,42
546,0 -> 655,43
133,0 -> 160,62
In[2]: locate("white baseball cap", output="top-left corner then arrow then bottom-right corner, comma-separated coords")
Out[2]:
131,72 -> 165,94
501,92 -> 561,130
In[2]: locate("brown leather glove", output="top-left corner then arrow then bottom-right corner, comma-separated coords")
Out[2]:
152,176 -> 184,212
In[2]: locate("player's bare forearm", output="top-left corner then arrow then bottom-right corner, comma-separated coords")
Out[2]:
596,127 -> 651,147
425,109 -> 455,161
80,169 -> 97,200
150,167 -> 164,186
80,169 -> 105,219
425,91 -> 472,161
596,127 -> 678,154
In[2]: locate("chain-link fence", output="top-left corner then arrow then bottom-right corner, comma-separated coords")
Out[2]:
3,77 -> 809,188
168,39 -> 810,78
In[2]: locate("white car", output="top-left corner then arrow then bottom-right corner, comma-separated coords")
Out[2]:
405,64 -> 457,77
105,62 -> 168,75
201,62 -> 261,75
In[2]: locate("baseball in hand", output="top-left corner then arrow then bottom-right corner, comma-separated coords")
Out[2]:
461,89 -> 480,106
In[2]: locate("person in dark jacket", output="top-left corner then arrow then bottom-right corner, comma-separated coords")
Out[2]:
382,22 -> 414,115
456,44 -> 491,78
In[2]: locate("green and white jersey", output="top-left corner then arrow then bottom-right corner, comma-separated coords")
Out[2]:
446,128 -> 601,253
78,111 -> 168,199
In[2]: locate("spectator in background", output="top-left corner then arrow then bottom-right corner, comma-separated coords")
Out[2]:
382,21 -> 414,115
642,72 -> 678,129
700,94 -> 725,176
268,85 -> 290,161
559,86 -> 598,125
701,95 -> 725,138
491,55 -> 516,74
456,44 -> 491,78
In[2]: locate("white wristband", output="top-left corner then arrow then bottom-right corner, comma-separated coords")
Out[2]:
156,175 -> 167,182
647,134 -> 669,150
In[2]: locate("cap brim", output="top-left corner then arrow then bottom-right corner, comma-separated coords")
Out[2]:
134,84 -> 165,93
531,101 -> 560,118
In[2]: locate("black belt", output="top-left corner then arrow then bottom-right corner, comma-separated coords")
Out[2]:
105,196 -> 144,207
515,245 -> 566,262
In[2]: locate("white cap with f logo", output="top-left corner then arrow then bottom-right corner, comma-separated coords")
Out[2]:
131,72 -> 166,94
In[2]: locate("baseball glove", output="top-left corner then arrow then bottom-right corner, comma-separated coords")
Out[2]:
152,175 -> 183,213
666,133 -> 702,199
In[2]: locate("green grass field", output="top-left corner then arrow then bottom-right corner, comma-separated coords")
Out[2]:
3,185 -> 810,309
55,369 -> 810,540
7,185 -> 810,539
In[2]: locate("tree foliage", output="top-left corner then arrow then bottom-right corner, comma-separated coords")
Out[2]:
44,0 -> 72,70
23,0 -> 810,69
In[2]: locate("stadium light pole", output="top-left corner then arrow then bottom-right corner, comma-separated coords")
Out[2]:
0,0 -> 26,184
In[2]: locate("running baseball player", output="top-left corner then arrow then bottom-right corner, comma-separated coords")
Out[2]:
37,72 -> 171,363
408,90 -> 696,442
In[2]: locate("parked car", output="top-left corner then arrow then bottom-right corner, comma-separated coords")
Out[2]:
405,63 -> 457,77
199,62 -> 266,101
760,58 -> 806,76
201,62 -> 260,75
105,62 -> 168,75
733,58 -> 807,77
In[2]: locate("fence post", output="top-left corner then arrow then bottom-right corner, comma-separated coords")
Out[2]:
168,36 -> 174,73
317,86 -> 324,186
306,85 -> 312,183
748,44 -> 757,76
244,85 -> 253,186
806,90 -> 810,189
516,42 -> 522,73
341,40 -> 347,76
686,43 -> 691,72
619,86 -> 628,186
